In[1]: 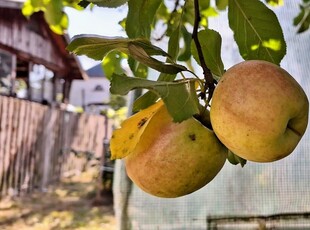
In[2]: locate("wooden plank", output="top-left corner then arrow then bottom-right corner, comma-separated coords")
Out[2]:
87,114 -> 97,154
19,100 -> 32,194
0,96 -> 3,190
41,107 -> 58,189
32,105 -> 47,190
16,99 -> 30,195
7,98 -> 20,195
2,97 -> 14,196
50,109 -> 61,184
37,105 -> 47,188
56,109 -> 65,181
0,96 -> 7,197
61,112 -> 79,174
94,116 -> 106,159
58,111 -> 68,176
0,95 -> 113,197
27,102 -> 38,192
27,102 -> 45,192
13,99 -> 26,195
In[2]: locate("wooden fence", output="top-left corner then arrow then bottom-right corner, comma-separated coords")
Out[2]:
0,95 -> 112,198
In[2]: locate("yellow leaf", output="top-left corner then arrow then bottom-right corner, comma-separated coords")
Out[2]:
110,100 -> 164,159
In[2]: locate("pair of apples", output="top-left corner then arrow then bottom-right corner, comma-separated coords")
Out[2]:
111,60 -> 309,198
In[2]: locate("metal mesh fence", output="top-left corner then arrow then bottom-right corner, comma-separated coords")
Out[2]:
113,2 -> 310,229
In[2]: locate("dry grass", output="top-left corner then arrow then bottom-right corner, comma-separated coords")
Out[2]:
0,171 -> 116,230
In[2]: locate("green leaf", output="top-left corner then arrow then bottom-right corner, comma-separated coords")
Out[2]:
44,0 -> 63,25
131,39 -> 169,57
132,73 -> 176,112
228,0 -> 286,65
40,0 -> 69,35
166,11 -> 182,36
126,14 -> 187,74
182,1 -> 195,26
200,0 -> 210,10
166,18 -> 181,61
102,51 -> 127,80
110,74 -> 200,122
227,150 -> 247,167
294,3 -> 310,33
156,2 -> 170,21
216,0 -> 228,10
29,0 -> 43,8
22,0 -> 82,34
135,62 -> 148,79
67,36 -> 184,74
133,91 -> 159,112
128,43 -> 187,74
49,13 -> 69,35
127,56 -> 148,79
201,7 -> 219,18
63,0 -> 85,9
265,0 -> 284,7
128,39 -> 171,77
133,6 -> 191,112
183,0 -> 211,26
178,26 -> 193,62
78,0 -> 90,8
22,0 -> 37,17
86,0 -> 128,8
126,0 -> 162,38
191,29 -> 224,78
67,35 -> 130,60
132,19 -> 183,112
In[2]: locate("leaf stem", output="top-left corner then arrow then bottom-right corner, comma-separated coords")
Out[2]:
192,0 -> 215,105
186,69 -> 204,83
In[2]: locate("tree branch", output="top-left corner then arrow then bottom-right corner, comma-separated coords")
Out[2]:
192,0 -> 215,104
154,0 -> 180,41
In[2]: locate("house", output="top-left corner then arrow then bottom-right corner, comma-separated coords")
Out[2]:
0,0 -> 115,197
0,0 -> 87,104
69,64 -> 110,113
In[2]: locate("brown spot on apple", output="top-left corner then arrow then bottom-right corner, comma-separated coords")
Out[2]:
189,133 -> 196,141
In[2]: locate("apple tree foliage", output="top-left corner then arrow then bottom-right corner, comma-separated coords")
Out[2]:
22,0 -> 307,166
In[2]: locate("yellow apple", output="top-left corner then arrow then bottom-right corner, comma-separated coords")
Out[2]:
124,103 -> 227,198
210,60 -> 309,162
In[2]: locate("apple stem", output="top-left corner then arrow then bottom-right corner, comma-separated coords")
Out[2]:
192,0 -> 216,106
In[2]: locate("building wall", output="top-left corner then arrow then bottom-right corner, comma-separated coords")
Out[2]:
0,8 -> 66,72
69,78 -> 110,110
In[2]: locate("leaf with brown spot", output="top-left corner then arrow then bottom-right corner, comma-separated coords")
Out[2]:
110,100 -> 164,159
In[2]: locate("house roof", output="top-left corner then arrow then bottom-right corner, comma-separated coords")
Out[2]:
0,0 -> 87,80
86,64 -> 106,78
0,0 -> 24,9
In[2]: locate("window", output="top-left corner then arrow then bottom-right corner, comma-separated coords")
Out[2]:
93,84 -> 104,92
29,64 -> 54,103
0,49 -> 57,103
0,49 -> 14,95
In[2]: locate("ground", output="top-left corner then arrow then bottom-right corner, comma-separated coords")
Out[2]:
0,171 -> 116,230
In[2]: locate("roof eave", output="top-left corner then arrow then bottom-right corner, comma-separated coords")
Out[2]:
0,0 -> 24,9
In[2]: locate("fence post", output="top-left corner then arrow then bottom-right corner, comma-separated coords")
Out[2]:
41,108 -> 58,191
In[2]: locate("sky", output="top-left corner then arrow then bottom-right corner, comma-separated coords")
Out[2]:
63,3 -> 305,75
65,5 -> 128,70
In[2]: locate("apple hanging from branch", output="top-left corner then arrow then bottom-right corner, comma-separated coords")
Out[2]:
111,101 -> 227,198
210,60 -> 309,162
62,0 -> 309,198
